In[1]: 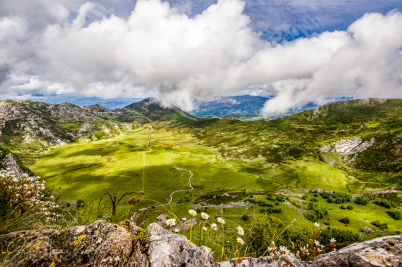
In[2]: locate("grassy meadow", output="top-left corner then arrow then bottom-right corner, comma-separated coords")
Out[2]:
30,125 -> 402,233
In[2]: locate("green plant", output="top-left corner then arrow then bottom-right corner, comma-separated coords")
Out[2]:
307,205 -> 328,222
374,198 -> 395,209
76,199 -> 86,208
321,192 -> 329,199
355,196 -> 369,205
241,214 -> 249,221
276,195 -> 285,202
339,217 -> 350,224
0,169 -> 57,233
387,210 -> 401,220
346,205 -> 354,210
371,220 -> 388,230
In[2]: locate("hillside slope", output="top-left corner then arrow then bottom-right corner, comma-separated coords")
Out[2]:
0,100 -> 127,152
189,98 -> 402,188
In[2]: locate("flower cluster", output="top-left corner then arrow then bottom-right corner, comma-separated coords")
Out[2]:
267,241 -> 294,258
186,210 -> 245,245
0,169 -> 57,220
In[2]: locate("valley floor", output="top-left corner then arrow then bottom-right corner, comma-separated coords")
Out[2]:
30,126 -> 402,234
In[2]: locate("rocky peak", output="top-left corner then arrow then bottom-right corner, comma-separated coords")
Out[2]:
82,104 -> 110,113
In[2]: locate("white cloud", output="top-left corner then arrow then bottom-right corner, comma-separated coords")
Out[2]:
0,0 -> 401,115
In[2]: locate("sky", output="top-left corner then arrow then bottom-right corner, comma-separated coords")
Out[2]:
0,0 -> 401,114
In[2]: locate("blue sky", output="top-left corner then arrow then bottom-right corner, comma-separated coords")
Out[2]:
79,0 -> 402,41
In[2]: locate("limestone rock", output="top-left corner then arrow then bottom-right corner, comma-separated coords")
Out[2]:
1,153 -> 24,177
310,235 -> 402,267
0,220 -> 400,267
147,223 -> 215,267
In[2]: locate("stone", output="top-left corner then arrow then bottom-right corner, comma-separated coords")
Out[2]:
1,153 -> 24,177
310,235 -> 402,267
0,220 -> 400,267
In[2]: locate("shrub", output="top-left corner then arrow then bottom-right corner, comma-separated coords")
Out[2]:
347,205 -> 354,210
244,214 -> 311,257
0,169 -> 57,233
241,214 -> 249,221
334,193 -> 351,202
276,195 -> 285,202
76,199 -> 85,208
274,202 -> 279,206
340,205 -> 345,210
374,198 -> 395,209
371,220 -> 388,230
355,196 -> 369,205
307,205 -> 327,222
321,192 -> 330,199
327,197 -> 333,203
319,228 -> 361,248
261,207 -> 282,214
387,210 -> 401,220
339,217 -> 350,224
335,198 -> 343,204
324,222 -> 330,225
314,193 -> 318,197
311,198 -> 318,202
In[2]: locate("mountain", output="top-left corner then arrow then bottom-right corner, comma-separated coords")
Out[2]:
21,95 -> 144,110
190,95 -> 353,120
0,97 -> 201,155
187,98 -> 402,188
123,97 -> 198,123
0,100 -> 130,152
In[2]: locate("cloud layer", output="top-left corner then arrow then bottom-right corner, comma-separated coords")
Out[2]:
0,0 -> 401,114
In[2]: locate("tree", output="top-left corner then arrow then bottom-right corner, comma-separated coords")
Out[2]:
98,191 -> 135,217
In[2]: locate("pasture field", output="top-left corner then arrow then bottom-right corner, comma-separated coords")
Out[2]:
30,126 -> 402,233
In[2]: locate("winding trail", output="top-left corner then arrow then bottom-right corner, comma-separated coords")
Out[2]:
142,125 -> 154,194
131,126 -> 195,221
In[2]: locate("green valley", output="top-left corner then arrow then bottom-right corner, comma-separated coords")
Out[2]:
1,97 -> 402,260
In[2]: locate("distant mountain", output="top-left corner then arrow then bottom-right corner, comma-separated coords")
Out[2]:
19,96 -> 144,110
123,97 -> 198,123
0,100 -> 129,151
0,97 -> 200,152
190,95 -> 353,120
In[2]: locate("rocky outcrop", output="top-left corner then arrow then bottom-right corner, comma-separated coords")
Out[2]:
310,235 -> 402,267
0,220 -> 400,267
0,153 -> 24,177
320,136 -> 376,164
0,99 -> 127,148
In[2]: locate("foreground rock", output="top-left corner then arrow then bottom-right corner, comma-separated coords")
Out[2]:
0,220 -> 400,267
310,235 -> 402,267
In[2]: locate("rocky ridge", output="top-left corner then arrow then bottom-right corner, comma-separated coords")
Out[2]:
0,220 -> 400,267
0,100 -> 129,148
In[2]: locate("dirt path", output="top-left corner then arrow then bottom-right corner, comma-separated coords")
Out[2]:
131,164 -> 195,221
142,125 -> 154,194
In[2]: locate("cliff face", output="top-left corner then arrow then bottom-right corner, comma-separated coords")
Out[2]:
0,220 -> 400,267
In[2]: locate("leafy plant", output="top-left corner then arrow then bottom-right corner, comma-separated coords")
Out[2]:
371,220 -> 388,230
374,198 -> 396,209
387,210 -> 401,220
355,196 -> 369,205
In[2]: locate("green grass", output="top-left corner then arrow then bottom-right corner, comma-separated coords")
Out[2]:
30,127 -> 380,227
